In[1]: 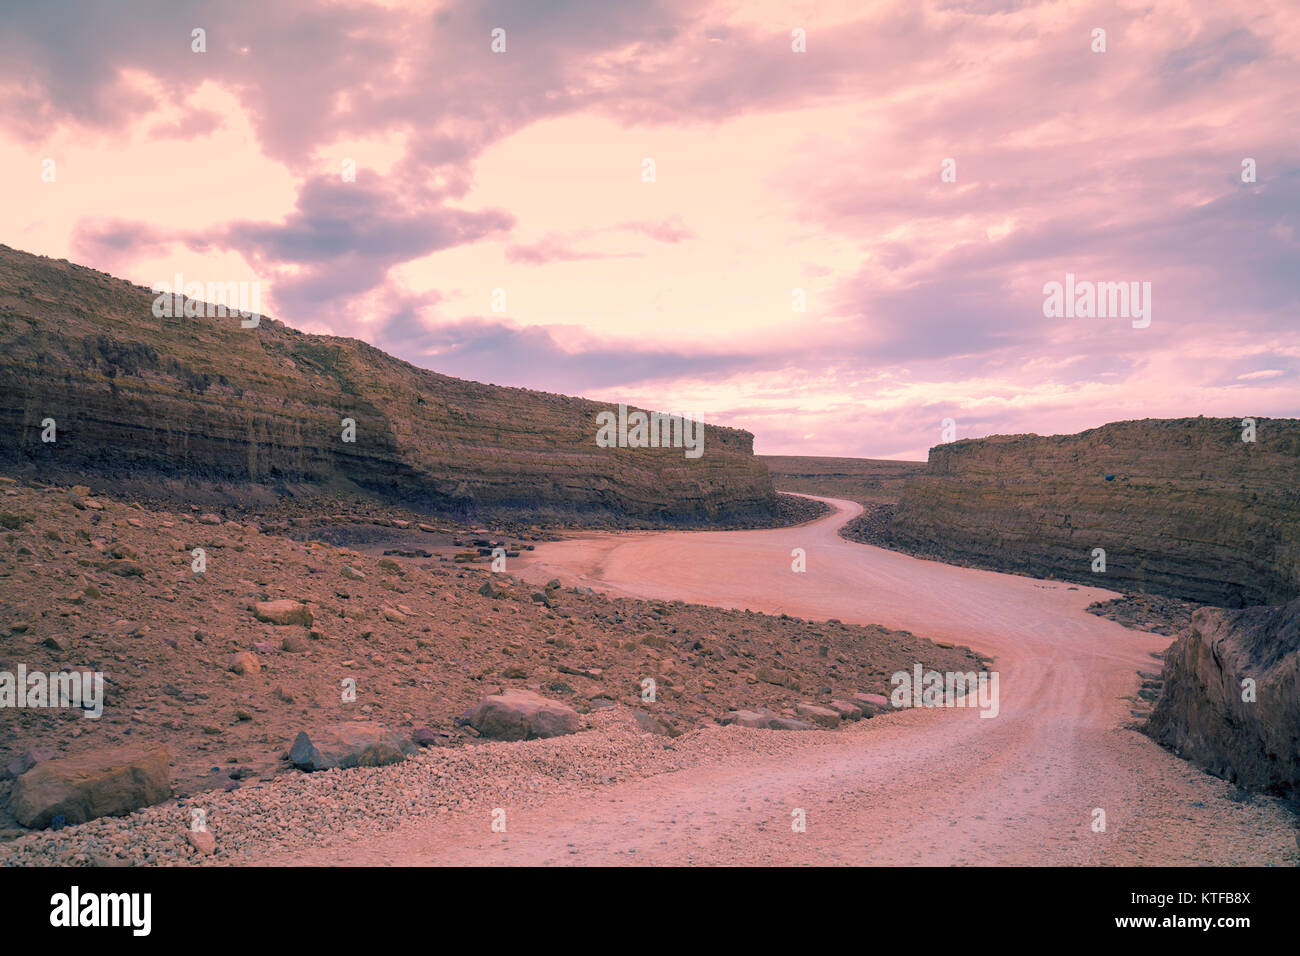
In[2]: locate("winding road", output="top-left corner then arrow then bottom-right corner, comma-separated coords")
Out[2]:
277,496 -> 1297,865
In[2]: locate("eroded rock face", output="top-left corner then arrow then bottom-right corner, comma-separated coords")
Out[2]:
10,744 -> 171,828
0,246 -> 776,525
468,690 -> 582,741
864,419 -> 1300,607
288,722 -> 416,771
1145,598 -> 1300,799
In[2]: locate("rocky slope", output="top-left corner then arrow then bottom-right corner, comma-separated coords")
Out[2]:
0,245 -> 775,525
0,476 -> 982,835
1145,599 -> 1300,800
849,419 -> 1300,607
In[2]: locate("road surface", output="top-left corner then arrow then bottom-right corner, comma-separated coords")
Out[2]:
269,496 -> 1295,865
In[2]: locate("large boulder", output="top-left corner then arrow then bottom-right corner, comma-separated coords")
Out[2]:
1145,598 -> 1300,798
828,700 -> 864,721
719,709 -> 815,731
468,689 -> 581,741
251,600 -> 313,627
288,722 -> 416,771
795,703 -> 842,728
853,692 -> 891,715
10,744 -> 171,828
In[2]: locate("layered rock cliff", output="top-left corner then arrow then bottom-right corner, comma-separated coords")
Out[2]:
1145,599 -> 1300,799
0,246 -> 776,524
861,419 -> 1300,607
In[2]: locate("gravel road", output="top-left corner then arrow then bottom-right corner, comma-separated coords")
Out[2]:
259,496 -> 1298,865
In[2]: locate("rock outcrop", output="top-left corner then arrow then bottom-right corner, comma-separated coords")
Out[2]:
718,709 -> 815,730
10,744 -> 171,828
858,419 -> 1300,606
0,245 -> 775,525
288,722 -> 416,771
467,689 -> 582,740
1145,599 -> 1300,799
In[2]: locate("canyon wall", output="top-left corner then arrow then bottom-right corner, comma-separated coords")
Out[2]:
1145,599 -> 1300,799
869,419 -> 1300,607
0,246 -> 776,524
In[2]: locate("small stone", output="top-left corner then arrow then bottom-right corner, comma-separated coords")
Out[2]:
186,829 -> 216,855
229,651 -> 261,676
281,634 -> 309,653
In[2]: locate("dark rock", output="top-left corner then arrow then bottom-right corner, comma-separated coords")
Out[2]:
288,722 -> 416,771
5,747 -> 55,780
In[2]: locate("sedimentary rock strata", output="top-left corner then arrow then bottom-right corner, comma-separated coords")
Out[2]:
1145,599 -> 1300,799
0,245 -> 775,525
854,418 -> 1300,607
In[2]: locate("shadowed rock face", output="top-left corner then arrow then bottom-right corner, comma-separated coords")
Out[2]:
0,245 -> 775,524
1145,599 -> 1300,800
872,419 -> 1300,607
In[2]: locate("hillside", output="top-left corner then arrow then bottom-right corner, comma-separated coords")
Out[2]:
0,246 -> 776,525
846,419 -> 1300,607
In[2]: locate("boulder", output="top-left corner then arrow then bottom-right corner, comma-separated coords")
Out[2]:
719,709 -> 816,731
411,727 -> 440,747
288,722 -> 417,771
631,710 -> 678,737
229,651 -> 261,675
281,634 -> 309,653
795,702 -> 841,728
468,689 -> 581,741
10,744 -> 170,828
828,700 -> 864,721
853,692 -> 891,715
251,600 -> 313,627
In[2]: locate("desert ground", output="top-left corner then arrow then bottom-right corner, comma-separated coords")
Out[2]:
2,489 -> 1294,865
261,495 -> 1299,865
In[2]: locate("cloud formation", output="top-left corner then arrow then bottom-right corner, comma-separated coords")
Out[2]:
3,0 -> 1297,457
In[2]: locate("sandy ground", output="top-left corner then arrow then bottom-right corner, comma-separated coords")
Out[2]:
257,496 -> 1297,865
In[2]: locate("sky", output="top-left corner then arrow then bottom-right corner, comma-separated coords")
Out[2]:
1,0 -> 1296,460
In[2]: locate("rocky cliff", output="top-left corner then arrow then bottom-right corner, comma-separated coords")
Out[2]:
0,246 -> 776,524
1145,599 -> 1300,799
863,419 -> 1300,607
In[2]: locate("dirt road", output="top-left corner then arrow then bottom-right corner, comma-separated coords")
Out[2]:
269,496 -> 1296,865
